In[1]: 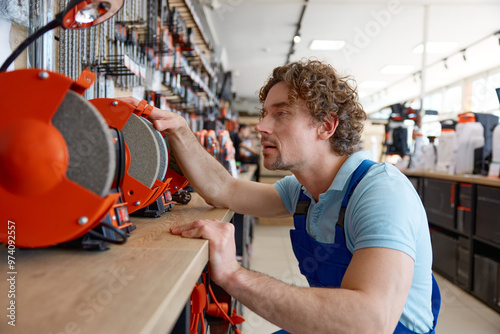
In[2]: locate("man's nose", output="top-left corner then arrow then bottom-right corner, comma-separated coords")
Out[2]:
255,115 -> 271,134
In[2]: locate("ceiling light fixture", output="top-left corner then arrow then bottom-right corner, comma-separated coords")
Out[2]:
358,81 -> 387,89
286,0 -> 308,64
380,65 -> 415,74
309,40 -> 346,51
412,42 -> 458,54
358,91 -> 369,99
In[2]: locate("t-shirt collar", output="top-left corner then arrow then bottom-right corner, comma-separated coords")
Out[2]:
300,150 -> 372,200
330,150 -> 372,191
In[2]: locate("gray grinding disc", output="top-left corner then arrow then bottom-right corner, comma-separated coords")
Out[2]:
139,117 -> 168,181
52,90 -> 116,197
121,113 -> 160,188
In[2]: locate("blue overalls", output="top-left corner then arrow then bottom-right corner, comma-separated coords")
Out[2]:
275,160 -> 441,334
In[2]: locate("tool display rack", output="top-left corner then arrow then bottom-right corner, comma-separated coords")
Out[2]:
405,170 -> 500,313
0,2 -> 246,333
55,0 -> 234,122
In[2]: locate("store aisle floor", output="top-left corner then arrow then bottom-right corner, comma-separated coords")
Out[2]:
242,224 -> 500,334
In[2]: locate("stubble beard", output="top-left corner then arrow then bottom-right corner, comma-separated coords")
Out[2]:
264,151 -> 294,171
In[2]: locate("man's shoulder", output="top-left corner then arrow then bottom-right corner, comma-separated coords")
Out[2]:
275,174 -> 300,189
362,162 -> 410,186
273,175 -> 302,213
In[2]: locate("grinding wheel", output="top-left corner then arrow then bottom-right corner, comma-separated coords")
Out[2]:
121,113 -> 160,188
52,90 -> 116,197
139,117 -> 168,181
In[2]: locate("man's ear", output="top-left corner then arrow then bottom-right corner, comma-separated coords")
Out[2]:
317,115 -> 339,140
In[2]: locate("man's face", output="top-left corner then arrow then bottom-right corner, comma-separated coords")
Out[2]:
255,82 -> 319,171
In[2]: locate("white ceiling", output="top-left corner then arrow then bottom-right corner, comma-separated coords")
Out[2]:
202,0 -> 500,115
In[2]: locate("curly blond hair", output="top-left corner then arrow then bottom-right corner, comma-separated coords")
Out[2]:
258,59 -> 366,156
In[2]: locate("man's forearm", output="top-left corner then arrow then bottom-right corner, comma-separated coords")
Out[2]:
223,267 -> 390,334
162,124 -> 233,207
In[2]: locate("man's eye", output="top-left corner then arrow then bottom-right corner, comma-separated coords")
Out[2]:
259,110 -> 267,120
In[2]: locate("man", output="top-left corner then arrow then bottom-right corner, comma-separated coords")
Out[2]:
123,59 -> 440,334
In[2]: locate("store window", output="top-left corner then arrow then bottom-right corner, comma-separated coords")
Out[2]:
423,91 -> 443,113
470,76 -> 500,113
443,85 -> 462,116
408,99 -> 421,111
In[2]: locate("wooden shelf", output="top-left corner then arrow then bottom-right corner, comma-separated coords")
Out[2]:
169,0 -> 213,73
404,170 -> 500,188
0,193 -> 233,334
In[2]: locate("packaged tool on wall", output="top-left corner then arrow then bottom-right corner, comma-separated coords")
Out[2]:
194,129 -> 238,177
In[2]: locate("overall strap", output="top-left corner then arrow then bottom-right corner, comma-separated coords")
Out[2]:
294,191 -> 310,215
294,159 -> 377,228
337,160 -> 377,228
341,159 -> 377,208
293,190 -> 310,230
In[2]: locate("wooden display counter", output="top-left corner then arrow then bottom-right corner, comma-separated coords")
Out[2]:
403,169 -> 500,187
0,193 -> 233,334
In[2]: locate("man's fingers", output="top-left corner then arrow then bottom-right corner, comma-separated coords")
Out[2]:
181,228 -> 204,239
170,224 -> 205,239
114,97 -> 168,123
170,220 -> 219,237
170,222 -> 198,234
112,98 -> 187,133
170,220 -> 238,286
153,119 -> 173,132
116,96 -> 140,106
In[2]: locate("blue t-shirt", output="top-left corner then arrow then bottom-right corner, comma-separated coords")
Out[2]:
274,150 -> 434,333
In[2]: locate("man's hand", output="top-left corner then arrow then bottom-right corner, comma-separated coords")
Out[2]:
116,97 -> 187,134
170,220 -> 241,287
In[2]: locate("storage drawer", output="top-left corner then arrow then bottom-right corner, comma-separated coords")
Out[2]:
473,254 -> 499,310
457,183 -> 473,208
456,208 -> 472,235
455,183 -> 473,235
476,185 -> 500,246
456,237 -> 470,289
424,179 -> 455,230
431,230 -> 457,280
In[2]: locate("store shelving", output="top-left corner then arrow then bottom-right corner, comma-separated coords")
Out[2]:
406,171 -> 500,313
